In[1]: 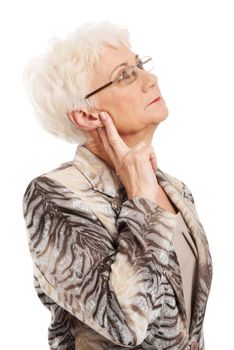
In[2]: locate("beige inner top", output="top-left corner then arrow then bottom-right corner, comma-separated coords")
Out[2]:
171,211 -> 197,329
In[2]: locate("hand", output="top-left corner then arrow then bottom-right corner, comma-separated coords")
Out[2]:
97,112 -> 159,204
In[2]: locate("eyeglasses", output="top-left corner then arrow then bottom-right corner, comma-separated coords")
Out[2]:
84,56 -> 154,99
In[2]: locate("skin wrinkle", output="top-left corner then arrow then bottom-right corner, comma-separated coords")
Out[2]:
68,44 -> 169,170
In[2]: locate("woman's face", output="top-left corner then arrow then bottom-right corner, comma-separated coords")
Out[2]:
89,44 -> 169,139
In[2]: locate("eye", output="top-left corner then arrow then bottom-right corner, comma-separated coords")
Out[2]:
116,67 -> 137,84
119,69 -> 131,80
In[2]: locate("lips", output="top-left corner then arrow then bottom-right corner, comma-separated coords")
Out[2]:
147,96 -> 161,106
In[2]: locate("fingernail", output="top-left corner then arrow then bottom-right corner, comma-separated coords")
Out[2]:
100,112 -> 107,120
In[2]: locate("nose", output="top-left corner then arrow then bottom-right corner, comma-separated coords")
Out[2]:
141,70 -> 158,92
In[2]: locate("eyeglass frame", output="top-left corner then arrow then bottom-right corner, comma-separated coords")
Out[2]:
84,56 -> 153,99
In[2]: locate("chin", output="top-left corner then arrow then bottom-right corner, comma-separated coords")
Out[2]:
162,108 -> 169,120
147,101 -> 169,123
151,110 -> 169,124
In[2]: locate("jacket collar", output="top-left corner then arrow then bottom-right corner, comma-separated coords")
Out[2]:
73,144 -> 213,341
73,145 -> 125,198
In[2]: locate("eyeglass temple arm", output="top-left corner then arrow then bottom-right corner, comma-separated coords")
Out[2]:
143,57 -> 152,64
85,81 -> 114,99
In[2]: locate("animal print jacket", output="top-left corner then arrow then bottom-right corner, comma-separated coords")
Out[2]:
22,145 -> 213,350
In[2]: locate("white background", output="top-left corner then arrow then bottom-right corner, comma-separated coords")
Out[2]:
0,0 -> 233,349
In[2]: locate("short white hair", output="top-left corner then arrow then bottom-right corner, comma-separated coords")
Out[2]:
23,21 -> 131,144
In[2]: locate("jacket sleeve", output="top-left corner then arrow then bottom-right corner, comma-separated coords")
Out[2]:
22,175 -> 174,347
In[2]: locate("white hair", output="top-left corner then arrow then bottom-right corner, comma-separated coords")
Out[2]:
23,21 -> 131,144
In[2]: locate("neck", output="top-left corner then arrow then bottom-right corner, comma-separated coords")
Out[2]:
83,125 -> 158,172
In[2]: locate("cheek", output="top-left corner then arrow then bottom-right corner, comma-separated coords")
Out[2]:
95,89 -> 145,130
111,90 -> 143,116
111,103 -> 146,134
111,98 -> 138,122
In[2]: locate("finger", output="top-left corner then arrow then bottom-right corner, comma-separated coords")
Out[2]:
150,156 -> 158,172
132,143 -> 157,172
99,112 -> 128,153
149,147 -> 157,172
97,126 -> 116,160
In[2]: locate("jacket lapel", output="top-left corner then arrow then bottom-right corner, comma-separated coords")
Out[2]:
156,169 -> 213,337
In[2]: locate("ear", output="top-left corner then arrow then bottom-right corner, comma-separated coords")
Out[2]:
67,109 -> 102,131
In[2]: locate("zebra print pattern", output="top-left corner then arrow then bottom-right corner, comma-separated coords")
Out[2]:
22,145 -> 213,349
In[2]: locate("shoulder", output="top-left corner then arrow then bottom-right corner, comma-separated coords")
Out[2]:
23,159 -> 83,198
22,160 -> 97,225
23,161 -> 70,197
22,160 -> 81,214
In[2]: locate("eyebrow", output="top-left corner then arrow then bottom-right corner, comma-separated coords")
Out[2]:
110,54 -> 139,77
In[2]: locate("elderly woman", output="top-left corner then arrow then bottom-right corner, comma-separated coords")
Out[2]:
22,21 -> 213,350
